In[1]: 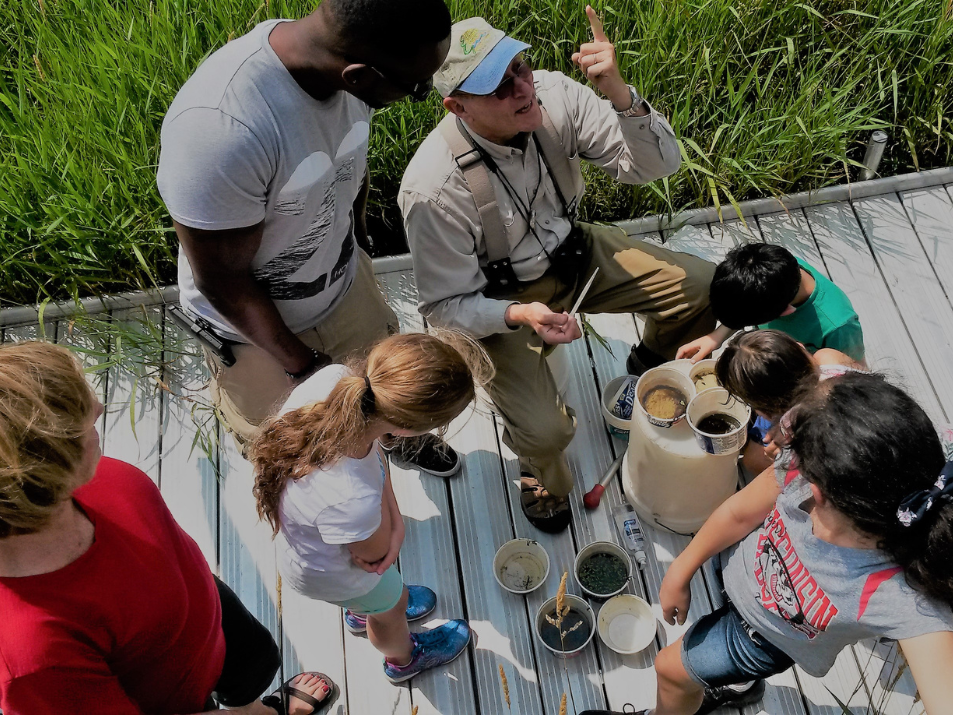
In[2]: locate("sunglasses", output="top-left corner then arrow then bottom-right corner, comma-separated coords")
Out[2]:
368,65 -> 433,103
489,58 -> 534,100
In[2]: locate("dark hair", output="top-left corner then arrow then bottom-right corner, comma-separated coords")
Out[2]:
788,372 -> 953,605
710,244 -> 802,329
716,330 -> 818,418
326,0 -> 452,56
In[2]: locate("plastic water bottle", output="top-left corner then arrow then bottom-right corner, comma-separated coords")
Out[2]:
614,503 -> 647,569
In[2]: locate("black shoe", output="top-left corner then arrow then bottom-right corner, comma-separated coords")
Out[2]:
626,343 -> 666,376
695,679 -> 765,715
384,434 -> 461,477
580,707 -> 646,715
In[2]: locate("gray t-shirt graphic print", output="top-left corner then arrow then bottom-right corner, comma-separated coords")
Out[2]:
722,458 -> 953,676
157,19 -> 369,340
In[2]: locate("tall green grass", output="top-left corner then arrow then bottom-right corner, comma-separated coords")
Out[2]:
1,0 -> 951,305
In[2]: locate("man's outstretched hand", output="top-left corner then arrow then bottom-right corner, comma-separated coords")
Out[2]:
571,5 -> 632,110
505,302 -> 582,345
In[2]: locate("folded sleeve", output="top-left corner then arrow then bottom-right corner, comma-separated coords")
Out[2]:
400,192 -> 517,338
823,318 -> 865,362
157,107 -> 274,231
550,72 -> 680,184
315,494 -> 383,545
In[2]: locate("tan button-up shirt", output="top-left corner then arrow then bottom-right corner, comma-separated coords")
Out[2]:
398,70 -> 680,338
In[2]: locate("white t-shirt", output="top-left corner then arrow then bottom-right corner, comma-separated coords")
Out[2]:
274,365 -> 385,601
157,20 -> 369,341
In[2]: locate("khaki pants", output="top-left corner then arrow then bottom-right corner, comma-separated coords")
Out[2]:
207,250 -> 399,449
481,223 -> 716,495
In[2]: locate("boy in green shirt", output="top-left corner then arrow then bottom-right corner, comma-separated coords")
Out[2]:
677,243 -> 866,364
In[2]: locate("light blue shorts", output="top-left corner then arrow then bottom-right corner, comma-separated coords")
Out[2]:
329,565 -> 404,615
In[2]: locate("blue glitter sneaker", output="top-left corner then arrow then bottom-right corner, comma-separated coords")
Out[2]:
382,619 -> 472,684
344,585 -> 437,634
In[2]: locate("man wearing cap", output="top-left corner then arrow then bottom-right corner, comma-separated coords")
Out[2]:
157,0 -> 462,475
399,9 -> 716,532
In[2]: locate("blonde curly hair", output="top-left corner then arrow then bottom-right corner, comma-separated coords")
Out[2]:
250,331 -> 492,536
0,341 -> 96,537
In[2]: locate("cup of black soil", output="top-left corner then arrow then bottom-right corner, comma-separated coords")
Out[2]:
535,594 -> 595,658
573,541 -> 632,600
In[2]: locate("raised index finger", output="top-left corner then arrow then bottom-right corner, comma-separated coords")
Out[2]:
585,5 -> 609,43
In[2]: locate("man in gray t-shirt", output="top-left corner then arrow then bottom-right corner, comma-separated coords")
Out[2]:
157,0 -> 459,473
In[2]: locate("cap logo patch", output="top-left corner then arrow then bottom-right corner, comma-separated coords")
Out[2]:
460,28 -> 489,56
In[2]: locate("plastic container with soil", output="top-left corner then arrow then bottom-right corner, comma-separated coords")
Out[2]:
686,387 -> 751,456
635,366 -> 695,428
688,358 -> 719,394
535,594 -> 595,658
573,541 -> 632,600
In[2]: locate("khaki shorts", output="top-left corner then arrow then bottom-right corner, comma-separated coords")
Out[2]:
206,250 -> 398,450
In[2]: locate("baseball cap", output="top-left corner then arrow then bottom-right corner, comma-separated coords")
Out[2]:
434,17 -> 531,98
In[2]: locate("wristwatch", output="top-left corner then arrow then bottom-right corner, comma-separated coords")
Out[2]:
284,348 -> 327,380
615,85 -> 646,117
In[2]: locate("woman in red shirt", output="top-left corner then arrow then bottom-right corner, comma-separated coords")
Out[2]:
0,341 -> 334,715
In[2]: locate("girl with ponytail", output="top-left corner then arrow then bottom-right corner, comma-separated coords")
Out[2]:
637,371 -> 953,715
250,332 -> 491,685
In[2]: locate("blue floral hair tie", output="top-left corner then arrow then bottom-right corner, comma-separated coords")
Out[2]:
897,462 -> 953,527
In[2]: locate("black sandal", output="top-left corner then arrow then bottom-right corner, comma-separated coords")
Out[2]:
261,672 -> 339,715
520,474 -> 571,533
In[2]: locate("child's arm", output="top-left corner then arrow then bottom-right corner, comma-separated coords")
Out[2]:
813,347 -> 863,371
660,466 -> 782,625
676,324 -> 734,362
899,631 -> 953,714
349,447 -> 405,575
348,495 -> 393,567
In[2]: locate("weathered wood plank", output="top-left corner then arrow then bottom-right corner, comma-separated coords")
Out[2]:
278,584 -> 348,715
377,269 -> 474,715
218,436 -> 282,694
803,202 -> 946,422
854,193 -> 953,417
902,186 -> 953,313
664,223 -> 720,262
496,424 -> 607,715
443,401 -> 541,715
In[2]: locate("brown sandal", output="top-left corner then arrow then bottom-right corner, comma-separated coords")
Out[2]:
261,671 -> 339,715
520,474 -> 572,533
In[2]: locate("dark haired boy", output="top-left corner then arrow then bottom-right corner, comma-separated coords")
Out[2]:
678,243 -> 865,364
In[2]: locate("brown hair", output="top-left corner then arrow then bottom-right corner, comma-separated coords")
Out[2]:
0,341 -> 96,537
250,332 -> 492,535
715,329 -> 819,418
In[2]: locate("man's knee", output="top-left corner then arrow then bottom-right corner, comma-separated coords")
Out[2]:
507,405 -> 575,457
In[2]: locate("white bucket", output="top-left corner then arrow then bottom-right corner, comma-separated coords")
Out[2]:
688,359 -> 719,394
493,538 -> 550,594
635,367 -> 695,429
597,594 -> 657,655
573,541 -> 632,600
601,375 -> 637,440
686,388 -> 751,456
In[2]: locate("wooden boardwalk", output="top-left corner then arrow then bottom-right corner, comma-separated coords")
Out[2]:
4,177 -> 953,714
